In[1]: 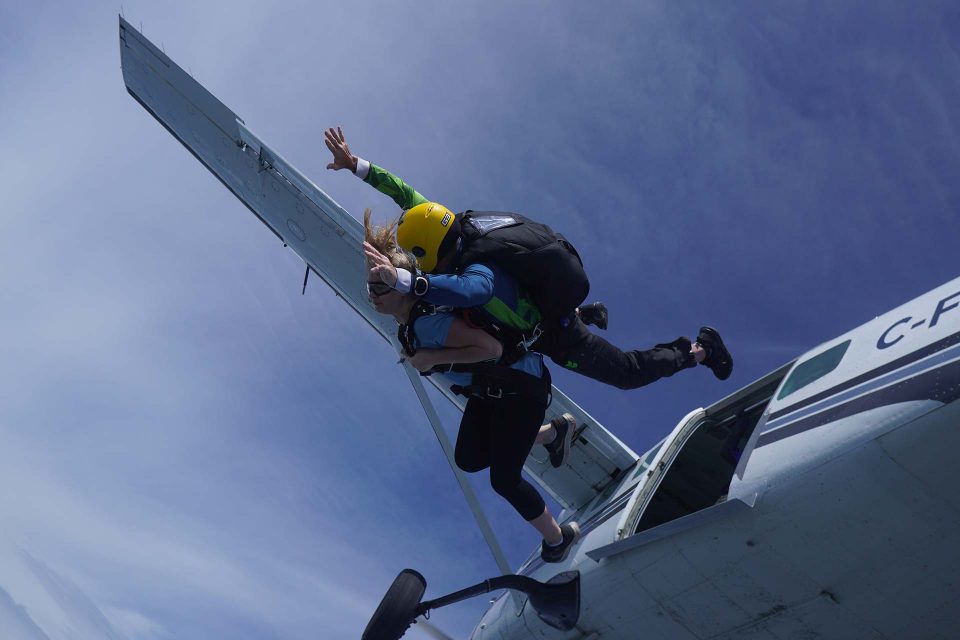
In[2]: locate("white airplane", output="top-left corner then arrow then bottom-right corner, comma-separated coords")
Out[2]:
118,17 -> 960,639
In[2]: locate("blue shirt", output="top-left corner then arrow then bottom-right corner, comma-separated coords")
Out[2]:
423,262 -> 540,333
412,312 -> 544,387
422,263 -> 496,308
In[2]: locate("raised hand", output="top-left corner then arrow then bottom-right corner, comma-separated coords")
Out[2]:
363,241 -> 398,287
324,126 -> 358,172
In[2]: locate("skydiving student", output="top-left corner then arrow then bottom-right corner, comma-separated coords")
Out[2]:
326,127 -> 734,392
364,211 -> 580,563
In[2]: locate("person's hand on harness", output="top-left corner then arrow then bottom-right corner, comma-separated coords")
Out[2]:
363,242 -> 399,288
406,349 -> 443,373
324,126 -> 358,173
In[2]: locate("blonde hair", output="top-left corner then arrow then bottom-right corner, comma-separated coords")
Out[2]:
363,209 -> 417,271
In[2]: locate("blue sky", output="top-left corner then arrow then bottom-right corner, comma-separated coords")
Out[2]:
1,1 -> 958,638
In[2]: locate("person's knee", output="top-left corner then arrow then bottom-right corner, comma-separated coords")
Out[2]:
455,450 -> 486,473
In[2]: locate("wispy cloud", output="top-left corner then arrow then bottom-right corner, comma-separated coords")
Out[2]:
0,585 -> 51,640
19,551 -> 125,640
1,2 -> 958,639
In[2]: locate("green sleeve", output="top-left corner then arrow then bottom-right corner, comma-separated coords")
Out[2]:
364,163 -> 429,210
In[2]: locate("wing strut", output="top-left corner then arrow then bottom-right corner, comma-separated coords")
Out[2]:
398,359 -> 512,576
118,14 -> 644,533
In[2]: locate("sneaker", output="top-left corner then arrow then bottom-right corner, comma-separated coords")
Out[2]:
544,413 -> 576,468
697,326 -> 733,381
540,522 -> 581,564
578,302 -> 608,330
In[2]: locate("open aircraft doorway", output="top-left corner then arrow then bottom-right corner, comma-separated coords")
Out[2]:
588,363 -> 792,560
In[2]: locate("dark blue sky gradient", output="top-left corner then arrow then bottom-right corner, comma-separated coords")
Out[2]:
0,2 -> 958,639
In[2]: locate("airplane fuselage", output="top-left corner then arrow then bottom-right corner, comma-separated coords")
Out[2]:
474,276 -> 960,639
114,21 -> 959,639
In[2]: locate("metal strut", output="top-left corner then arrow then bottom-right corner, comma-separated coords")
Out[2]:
398,358 -> 513,577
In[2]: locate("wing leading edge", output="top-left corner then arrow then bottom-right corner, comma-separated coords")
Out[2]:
118,16 -> 638,513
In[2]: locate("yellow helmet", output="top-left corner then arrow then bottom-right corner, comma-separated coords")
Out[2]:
397,202 -> 459,272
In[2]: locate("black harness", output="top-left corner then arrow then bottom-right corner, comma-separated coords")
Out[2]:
397,299 -> 438,358
398,301 -> 551,406
446,363 -> 552,407
458,307 -> 543,368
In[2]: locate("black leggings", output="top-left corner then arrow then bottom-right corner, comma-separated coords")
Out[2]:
453,373 -> 550,522
537,316 -> 696,390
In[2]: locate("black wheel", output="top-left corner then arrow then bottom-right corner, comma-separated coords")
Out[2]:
361,569 -> 427,640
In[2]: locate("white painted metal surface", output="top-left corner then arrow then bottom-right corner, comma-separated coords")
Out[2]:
119,18 -> 960,638
471,275 -> 960,638
118,16 -> 641,513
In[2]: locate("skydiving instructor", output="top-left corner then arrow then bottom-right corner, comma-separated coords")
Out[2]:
325,127 -> 734,392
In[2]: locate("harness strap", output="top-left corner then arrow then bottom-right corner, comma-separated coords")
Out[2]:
459,308 -> 543,368
398,300 -> 550,405
397,300 -> 439,357
447,363 -> 552,406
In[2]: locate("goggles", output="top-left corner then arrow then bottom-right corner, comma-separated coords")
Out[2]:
367,281 -> 393,297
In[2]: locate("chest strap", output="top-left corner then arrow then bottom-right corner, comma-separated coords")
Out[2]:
397,300 -> 439,357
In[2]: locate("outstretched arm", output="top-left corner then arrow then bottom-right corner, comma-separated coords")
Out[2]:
324,127 -> 428,210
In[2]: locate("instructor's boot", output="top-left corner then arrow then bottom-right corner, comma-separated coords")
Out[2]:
578,302 -> 608,330
697,326 -> 733,381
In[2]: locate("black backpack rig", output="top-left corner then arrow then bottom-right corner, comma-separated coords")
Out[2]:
455,211 -> 590,327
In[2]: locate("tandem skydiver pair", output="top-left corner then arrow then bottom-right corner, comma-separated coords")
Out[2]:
364,211 -> 580,564
330,126 -> 733,563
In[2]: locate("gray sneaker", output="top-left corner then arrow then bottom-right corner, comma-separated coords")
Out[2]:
544,413 -> 576,468
541,522 -> 581,563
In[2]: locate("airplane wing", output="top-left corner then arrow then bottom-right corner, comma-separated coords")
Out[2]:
118,16 -> 638,513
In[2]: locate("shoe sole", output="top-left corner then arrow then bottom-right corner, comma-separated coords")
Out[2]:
592,303 -> 608,330
700,326 -> 733,381
551,413 -> 576,468
581,303 -> 608,330
555,522 -> 581,562
542,521 -> 581,563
